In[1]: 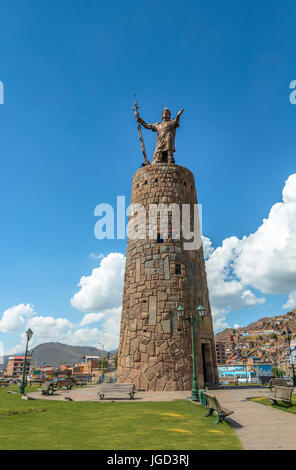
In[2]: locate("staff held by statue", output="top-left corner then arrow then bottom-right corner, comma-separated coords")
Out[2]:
132,96 -> 150,166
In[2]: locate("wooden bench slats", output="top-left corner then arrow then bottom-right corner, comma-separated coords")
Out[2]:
99,384 -> 134,390
268,385 -> 293,406
204,393 -> 234,424
268,378 -> 290,390
98,383 -> 135,400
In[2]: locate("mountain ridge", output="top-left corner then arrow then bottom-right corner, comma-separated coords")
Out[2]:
215,308 -> 296,341
1,341 -> 110,369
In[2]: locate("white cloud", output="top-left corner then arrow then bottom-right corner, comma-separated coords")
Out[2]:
80,312 -> 104,326
27,316 -> 73,340
0,304 -> 36,333
3,253 -> 125,354
6,313 -> 74,354
235,175 -> 296,294
283,174 -> 296,203
69,253 -> 125,349
283,291 -> 296,310
3,303 -> 121,355
202,236 -> 214,259
80,307 -> 120,327
210,307 -> 228,332
62,325 -> 119,351
89,253 -> 104,262
205,236 -> 265,330
71,253 -> 125,312
205,174 -> 296,331
64,307 -> 121,351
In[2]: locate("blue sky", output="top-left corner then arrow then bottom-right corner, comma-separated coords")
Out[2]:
0,0 -> 296,353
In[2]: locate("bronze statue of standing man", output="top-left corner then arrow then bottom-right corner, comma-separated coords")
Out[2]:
136,107 -> 184,164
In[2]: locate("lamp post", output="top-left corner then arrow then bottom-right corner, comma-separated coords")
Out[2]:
243,356 -> 248,383
282,329 -> 296,386
177,304 -> 206,402
97,340 -> 105,377
276,341 -> 282,377
19,328 -> 33,395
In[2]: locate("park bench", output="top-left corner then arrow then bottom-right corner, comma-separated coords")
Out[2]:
41,381 -> 55,395
204,393 -> 234,424
268,385 -> 294,407
75,379 -> 87,386
30,379 -> 43,385
56,378 -> 74,390
98,383 -> 136,400
0,381 -> 10,387
267,378 -> 290,390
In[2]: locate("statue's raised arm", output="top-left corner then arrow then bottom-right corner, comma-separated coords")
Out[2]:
176,108 -> 184,125
137,116 -> 157,131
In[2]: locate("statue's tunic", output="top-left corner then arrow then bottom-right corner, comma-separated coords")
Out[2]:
146,119 -> 179,154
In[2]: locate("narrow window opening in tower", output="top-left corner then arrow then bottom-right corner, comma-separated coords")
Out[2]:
155,178 -> 158,183
168,213 -> 172,238
184,181 -> 187,186
157,233 -> 164,243
145,180 -> 148,184
175,264 -> 181,275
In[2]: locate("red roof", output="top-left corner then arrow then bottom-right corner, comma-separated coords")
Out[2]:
9,356 -> 31,360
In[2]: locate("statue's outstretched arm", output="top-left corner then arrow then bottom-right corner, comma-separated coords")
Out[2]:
137,116 -> 156,131
176,108 -> 184,125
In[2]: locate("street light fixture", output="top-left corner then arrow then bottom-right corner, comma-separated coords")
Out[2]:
97,340 -> 106,376
240,352 -> 249,383
19,328 -> 33,395
177,304 -> 206,402
282,329 -> 296,386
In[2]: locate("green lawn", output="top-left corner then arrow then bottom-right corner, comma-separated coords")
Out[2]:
0,385 -> 242,450
250,394 -> 296,415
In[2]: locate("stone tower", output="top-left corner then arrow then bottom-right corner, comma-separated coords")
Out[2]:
117,161 -> 219,391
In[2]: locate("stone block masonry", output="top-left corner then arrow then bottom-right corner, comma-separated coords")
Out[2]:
117,163 -> 219,391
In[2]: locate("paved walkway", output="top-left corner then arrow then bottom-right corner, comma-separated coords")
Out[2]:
213,388 -> 296,450
28,386 -> 296,450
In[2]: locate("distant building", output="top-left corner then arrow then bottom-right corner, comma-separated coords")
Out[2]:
82,355 -> 100,362
218,362 -> 273,380
5,356 -> 31,377
215,342 -> 226,365
243,329 -> 276,337
38,365 -> 54,379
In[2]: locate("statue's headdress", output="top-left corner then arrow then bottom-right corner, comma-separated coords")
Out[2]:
162,107 -> 171,119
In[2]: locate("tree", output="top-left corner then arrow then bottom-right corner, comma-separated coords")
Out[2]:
98,357 -> 108,369
114,354 -> 118,369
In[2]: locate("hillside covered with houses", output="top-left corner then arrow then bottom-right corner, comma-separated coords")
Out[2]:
215,309 -> 296,370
